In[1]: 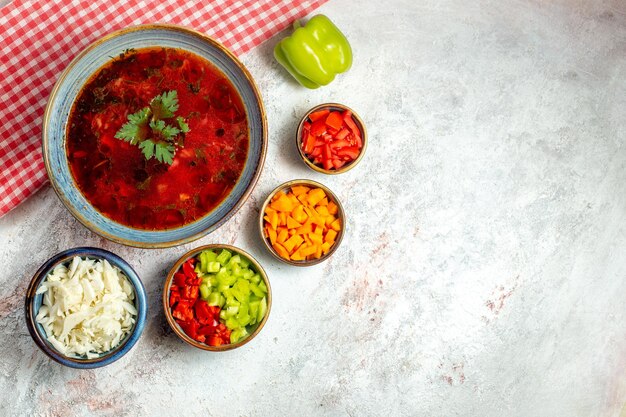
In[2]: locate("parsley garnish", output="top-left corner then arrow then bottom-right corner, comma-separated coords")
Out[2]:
114,90 -> 190,165
150,90 -> 178,119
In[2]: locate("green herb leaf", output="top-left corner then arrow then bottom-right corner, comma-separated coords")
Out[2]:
177,117 -> 190,133
113,90 -> 189,166
155,142 -> 175,165
138,139 -> 156,160
150,119 -> 180,140
150,90 -> 179,119
115,108 -> 150,145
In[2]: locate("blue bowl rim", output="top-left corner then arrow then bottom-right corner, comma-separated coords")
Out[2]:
41,24 -> 268,249
24,247 -> 148,369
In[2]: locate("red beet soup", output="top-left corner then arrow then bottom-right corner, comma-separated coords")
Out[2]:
66,47 -> 248,230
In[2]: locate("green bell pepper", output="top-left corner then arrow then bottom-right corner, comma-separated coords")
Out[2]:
274,15 -> 353,89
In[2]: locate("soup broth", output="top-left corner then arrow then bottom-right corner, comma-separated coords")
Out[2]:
66,47 -> 248,230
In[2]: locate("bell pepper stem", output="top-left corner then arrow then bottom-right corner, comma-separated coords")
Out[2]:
293,20 -> 302,30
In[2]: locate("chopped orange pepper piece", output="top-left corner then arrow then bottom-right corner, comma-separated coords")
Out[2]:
296,193 -> 309,205
290,251 -> 305,261
266,225 -> 277,245
270,193 -> 294,212
291,204 -> 307,223
325,229 -> 337,243
271,190 -> 286,202
309,232 -> 323,245
286,216 -> 302,229
321,242 -> 332,254
315,205 -> 330,216
295,221 -> 314,235
268,212 -> 278,230
299,245 -> 317,257
278,212 -> 287,226
311,216 -> 326,227
284,234 -> 304,253
276,228 -> 289,244
307,188 -> 326,206
273,243 -> 289,259
291,185 -> 311,196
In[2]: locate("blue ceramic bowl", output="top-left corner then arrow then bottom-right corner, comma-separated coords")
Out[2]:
25,247 -> 147,369
43,24 -> 267,248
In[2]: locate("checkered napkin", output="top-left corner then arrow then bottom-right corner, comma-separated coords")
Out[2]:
0,0 -> 327,217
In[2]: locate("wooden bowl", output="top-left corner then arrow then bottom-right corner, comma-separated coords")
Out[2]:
296,103 -> 367,174
259,179 -> 345,266
162,244 -> 271,351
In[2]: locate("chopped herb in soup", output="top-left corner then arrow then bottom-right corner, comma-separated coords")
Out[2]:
66,47 -> 248,230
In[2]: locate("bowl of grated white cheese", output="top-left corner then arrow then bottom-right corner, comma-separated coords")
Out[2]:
25,247 -> 147,368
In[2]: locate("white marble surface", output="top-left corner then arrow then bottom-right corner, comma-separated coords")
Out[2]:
1,0 -> 625,416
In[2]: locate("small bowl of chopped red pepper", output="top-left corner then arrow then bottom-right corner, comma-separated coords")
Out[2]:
163,245 -> 271,351
296,103 -> 366,174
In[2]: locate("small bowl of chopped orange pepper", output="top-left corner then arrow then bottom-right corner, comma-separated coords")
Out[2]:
259,179 -> 345,266
296,103 -> 367,174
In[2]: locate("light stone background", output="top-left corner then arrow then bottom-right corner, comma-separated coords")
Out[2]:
1,0 -> 625,416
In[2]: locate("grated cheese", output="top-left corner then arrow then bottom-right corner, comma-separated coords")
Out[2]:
36,256 -> 137,359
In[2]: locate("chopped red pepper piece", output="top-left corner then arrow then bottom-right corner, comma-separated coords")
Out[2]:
169,290 -> 181,307
207,335 -> 223,346
197,325 -> 215,336
335,128 -> 350,140
304,133 -> 315,154
333,159 -> 346,169
194,300 -> 213,325
308,109 -> 329,122
207,305 -> 221,318
343,112 -> 360,137
181,285 -> 199,301
310,146 -> 322,158
336,146 -> 360,160
173,272 -> 187,287
173,300 -> 194,322
182,259 -> 195,279
310,119 -> 327,136
329,139 -> 350,149
177,319 -> 199,340
325,111 -> 343,130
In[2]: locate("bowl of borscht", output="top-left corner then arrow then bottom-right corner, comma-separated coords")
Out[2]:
43,24 -> 267,248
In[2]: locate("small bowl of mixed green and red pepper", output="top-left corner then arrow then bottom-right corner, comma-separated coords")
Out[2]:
163,245 -> 271,351
296,103 -> 366,174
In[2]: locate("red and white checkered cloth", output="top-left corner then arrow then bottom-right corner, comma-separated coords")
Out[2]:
0,0 -> 327,217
